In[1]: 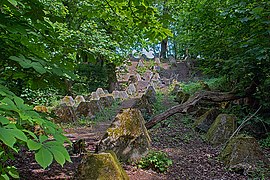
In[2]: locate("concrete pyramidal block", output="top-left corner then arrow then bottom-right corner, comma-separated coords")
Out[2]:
90,92 -> 100,100
206,114 -> 236,146
60,96 -> 75,106
96,108 -> 151,162
76,100 -> 103,118
219,134 -> 269,174
74,95 -> 86,107
96,88 -> 105,97
76,152 -> 129,180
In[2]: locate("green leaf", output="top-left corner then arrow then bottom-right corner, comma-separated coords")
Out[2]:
35,147 -> 53,169
23,130 -> 38,140
0,151 -> 4,157
0,128 -> 16,148
39,135 -> 48,143
0,174 -> 9,180
27,140 -> 42,150
9,56 -> 31,69
31,62 -> 47,74
55,146 -> 71,162
10,129 -> 28,142
0,116 -> 10,125
50,148 -> 65,166
8,0 -> 17,6
0,97 -> 18,112
53,134 -> 69,144
7,166 -> 19,179
14,96 -> 31,111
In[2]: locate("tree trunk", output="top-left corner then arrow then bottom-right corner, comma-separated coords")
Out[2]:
106,63 -> 118,92
160,37 -> 168,59
145,90 -> 244,129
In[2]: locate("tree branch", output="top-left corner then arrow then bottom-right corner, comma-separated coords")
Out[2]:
145,90 -> 244,129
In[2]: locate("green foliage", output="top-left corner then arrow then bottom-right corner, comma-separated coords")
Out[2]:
138,151 -> 173,173
0,85 -> 71,179
171,0 -> 270,109
180,81 -> 202,94
20,88 -> 60,106
259,134 -> 270,148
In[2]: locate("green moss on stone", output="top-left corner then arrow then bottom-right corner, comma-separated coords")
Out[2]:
97,108 -> 151,162
206,114 -> 236,146
76,152 -> 129,180
219,134 -> 268,171
107,109 -> 150,141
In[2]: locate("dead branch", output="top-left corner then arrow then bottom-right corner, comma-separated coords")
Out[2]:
145,90 -> 244,129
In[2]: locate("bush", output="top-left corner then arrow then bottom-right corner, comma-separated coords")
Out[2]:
138,151 -> 173,173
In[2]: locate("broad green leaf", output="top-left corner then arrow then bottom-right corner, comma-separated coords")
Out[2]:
46,126 -> 56,134
10,129 -> 28,142
23,130 -> 38,140
35,147 -> 53,169
31,62 -> 47,74
0,173 -> 9,180
44,141 -> 62,147
8,0 -> 17,6
27,140 -> 42,150
0,97 -> 18,112
0,116 -> 10,125
0,128 -> 16,148
14,96 -> 31,111
53,146 -> 71,162
54,134 -> 69,144
39,135 -> 48,143
7,166 -> 19,179
9,56 -> 31,69
44,141 -> 71,162
50,148 -> 65,166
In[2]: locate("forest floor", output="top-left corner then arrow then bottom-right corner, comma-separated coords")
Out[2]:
15,99 -> 255,180
13,61 -> 269,179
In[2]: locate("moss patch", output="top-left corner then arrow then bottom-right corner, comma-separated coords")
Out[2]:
206,114 -> 236,146
219,134 -> 269,173
97,108 -> 151,162
76,152 -> 129,180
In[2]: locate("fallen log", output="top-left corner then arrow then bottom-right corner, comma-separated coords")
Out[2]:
145,90 -> 244,129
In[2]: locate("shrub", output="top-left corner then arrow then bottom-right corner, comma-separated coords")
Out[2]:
138,151 -> 173,173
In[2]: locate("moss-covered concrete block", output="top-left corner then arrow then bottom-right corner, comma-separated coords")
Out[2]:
206,114 -> 236,146
99,94 -> 114,107
96,108 -> 151,162
193,108 -> 220,132
54,105 -> 77,123
76,100 -> 103,118
219,134 -> 269,173
76,152 -> 129,180
144,85 -> 156,104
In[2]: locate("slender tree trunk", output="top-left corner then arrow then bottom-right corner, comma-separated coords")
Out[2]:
106,63 -> 118,92
160,37 -> 168,59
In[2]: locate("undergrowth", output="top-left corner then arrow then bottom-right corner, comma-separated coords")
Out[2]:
138,150 -> 173,173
